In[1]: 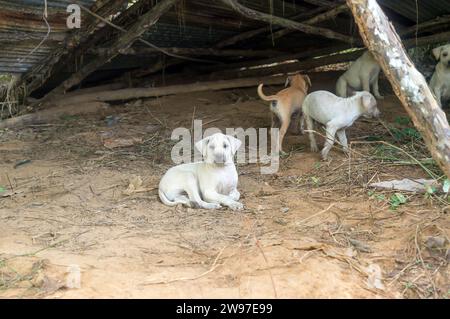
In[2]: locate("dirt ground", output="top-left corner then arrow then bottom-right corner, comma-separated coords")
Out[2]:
0,72 -> 449,299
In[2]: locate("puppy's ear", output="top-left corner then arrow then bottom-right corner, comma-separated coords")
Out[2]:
432,46 -> 442,61
195,136 -> 210,157
226,135 -> 242,155
361,94 -> 374,110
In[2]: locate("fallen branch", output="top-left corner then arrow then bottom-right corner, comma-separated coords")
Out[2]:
43,75 -> 288,105
0,102 -> 110,129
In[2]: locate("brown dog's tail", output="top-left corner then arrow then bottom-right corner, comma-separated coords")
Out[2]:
257,84 -> 278,102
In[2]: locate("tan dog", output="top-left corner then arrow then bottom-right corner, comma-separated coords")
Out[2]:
257,74 -> 311,152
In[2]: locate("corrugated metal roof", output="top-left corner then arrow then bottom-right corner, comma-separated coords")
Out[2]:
0,0 -> 449,76
378,0 -> 450,23
0,0 -> 97,73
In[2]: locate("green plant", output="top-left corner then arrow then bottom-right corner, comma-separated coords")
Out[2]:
390,127 -> 421,141
310,176 -> 320,186
390,193 -> 407,210
0,186 -> 5,194
394,116 -> 411,125
443,179 -> 450,193
368,190 -> 386,202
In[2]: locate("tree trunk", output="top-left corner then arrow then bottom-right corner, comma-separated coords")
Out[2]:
346,0 -> 450,178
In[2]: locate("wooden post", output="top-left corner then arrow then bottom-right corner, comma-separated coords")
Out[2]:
346,0 -> 450,178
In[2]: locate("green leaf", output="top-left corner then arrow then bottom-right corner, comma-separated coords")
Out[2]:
311,176 -> 320,185
443,179 -> 450,193
425,185 -> 436,195
393,193 -> 407,204
0,186 -> 5,193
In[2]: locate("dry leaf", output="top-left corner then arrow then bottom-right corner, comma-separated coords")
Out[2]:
104,137 -> 142,149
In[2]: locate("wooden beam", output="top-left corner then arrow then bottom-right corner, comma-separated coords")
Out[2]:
403,30 -> 450,48
303,0 -> 337,6
269,4 -> 349,40
218,0 -> 355,44
39,0 -> 180,103
41,76 -> 289,106
200,28 -> 449,78
346,0 -> 450,178
209,49 -> 364,79
213,6 -> 333,49
92,47 -> 285,58
399,15 -> 450,37
196,44 -> 352,73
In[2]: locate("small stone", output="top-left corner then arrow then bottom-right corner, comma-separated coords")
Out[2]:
280,207 -> 289,213
425,236 -> 447,249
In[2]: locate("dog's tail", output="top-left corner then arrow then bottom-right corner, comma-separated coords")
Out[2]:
257,84 -> 278,102
158,188 -> 178,206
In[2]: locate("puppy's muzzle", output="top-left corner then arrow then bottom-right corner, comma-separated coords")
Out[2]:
214,153 -> 226,164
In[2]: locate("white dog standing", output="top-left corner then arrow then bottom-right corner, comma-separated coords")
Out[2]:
302,91 -> 381,160
159,133 -> 244,210
430,44 -> 450,107
336,51 -> 383,99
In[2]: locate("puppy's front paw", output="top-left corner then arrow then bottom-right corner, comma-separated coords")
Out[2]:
311,145 -> 319,153
204,203 -> 222,210
229,201 -> 244,211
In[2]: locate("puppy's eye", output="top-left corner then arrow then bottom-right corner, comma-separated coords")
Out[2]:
223,143 -> 228,148
443,52 -> 448,57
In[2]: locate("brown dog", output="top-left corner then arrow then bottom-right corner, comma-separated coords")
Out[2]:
257,73 -> 311,152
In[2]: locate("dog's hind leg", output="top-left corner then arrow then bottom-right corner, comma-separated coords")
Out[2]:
305,115 -> 318,152
336,77 -> 348,97
278,113 -> 290,153
321,124 -> 338,160
336,129 -> 349,153
184,174 -> 221,209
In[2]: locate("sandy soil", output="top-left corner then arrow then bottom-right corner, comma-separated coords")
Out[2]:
0,72 -> 448,298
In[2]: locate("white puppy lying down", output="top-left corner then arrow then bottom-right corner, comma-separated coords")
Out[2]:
302,90 -> 381,160
159,133 -> 244,210
336,51 -> 383,99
